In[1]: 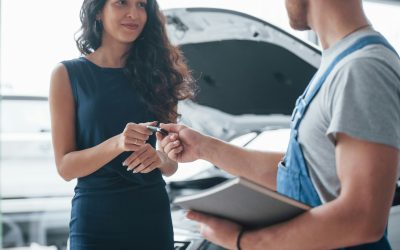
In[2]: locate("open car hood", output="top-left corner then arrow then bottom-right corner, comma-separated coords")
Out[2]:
164,8 -> 321,115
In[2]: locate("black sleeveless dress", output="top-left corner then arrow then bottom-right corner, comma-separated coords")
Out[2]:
62,57 -> 174,250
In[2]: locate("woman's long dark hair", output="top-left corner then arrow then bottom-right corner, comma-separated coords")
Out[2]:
75,0 -> 196,123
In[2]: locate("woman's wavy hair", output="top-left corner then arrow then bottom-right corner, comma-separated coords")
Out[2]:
75,0 -> 196,123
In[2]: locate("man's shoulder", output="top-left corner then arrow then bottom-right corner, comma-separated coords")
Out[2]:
355,43 -> 399,65
324,40 -> 400,106
334,42 -> 400,82
328,30 -> 398,69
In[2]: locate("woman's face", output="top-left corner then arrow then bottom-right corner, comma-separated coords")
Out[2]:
100,0 -> 148,45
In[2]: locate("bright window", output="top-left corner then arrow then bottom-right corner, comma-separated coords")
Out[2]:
364,1 -> 400,51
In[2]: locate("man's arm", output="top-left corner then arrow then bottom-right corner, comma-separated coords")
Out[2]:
187,133 -> 398,249
201,136 -> 283,190
239,133 -> 398,249
159,124 -> 283,190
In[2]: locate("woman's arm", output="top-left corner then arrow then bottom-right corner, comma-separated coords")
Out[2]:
49,63 -> 151,181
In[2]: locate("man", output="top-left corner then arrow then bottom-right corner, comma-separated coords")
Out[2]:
159,0 -> 400,249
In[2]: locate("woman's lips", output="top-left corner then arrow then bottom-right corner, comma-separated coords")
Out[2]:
121,23 -> 139,30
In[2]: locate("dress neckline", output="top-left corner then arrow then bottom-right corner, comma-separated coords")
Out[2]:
81,57 -> 125,71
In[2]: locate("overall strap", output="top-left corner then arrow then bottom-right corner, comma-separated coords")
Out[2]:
292,35 -> 396,135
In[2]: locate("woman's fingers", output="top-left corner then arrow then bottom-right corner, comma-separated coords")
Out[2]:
126,122 -> 153,135
123,144 -> 161,174
131,156 -> 153,172
123,129 -> 150,142
125,123 -> 153,141
139,161 -> 160,173
125,145 -> 148,169
119,124 -> 150,151
133,156 -> 158,173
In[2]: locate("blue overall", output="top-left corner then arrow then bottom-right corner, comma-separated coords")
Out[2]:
277,35 -> 398,249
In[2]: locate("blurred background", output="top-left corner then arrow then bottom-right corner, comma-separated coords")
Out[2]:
1,1 -> 400,249
2,0 -> 400,95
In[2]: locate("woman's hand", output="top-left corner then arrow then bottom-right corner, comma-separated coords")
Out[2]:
122,144 -> 162,173
116,122 -> 155,152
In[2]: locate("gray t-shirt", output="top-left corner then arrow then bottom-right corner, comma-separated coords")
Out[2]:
298,28 -> 400,203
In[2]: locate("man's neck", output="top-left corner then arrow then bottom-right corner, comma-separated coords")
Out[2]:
309,0 -> 370,50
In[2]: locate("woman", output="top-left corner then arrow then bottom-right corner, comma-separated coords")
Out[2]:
49,0 -> 196,249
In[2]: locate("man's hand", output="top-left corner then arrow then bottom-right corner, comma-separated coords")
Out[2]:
158,124 -> 207,163
187,211 -> 242,250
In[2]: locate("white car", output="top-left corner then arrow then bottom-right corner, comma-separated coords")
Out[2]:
0,95 -> 75,249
